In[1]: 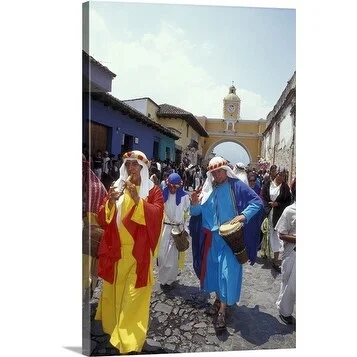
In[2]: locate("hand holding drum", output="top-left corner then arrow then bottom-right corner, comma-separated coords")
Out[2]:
229,214 -> 246,225
219,219 -> 248,264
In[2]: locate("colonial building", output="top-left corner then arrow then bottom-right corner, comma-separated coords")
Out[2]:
199,83 -> 266,168
82,51 -> 179,159
156,104 -> 209,165
123,99 -> 209,165
260,71 -> 296,181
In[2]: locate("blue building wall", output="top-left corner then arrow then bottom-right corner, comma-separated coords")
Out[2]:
83,95 -> 176,161
158,133 -> 175,161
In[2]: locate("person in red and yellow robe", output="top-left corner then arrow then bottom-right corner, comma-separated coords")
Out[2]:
95,150 -> 164,354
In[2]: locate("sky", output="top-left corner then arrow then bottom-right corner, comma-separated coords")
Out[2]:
85,0 -> 295,164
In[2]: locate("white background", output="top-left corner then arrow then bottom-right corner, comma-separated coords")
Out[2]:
0,0 -> 356,356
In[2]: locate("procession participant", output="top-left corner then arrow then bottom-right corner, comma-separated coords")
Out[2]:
92,149 -> 104,180
189,156 -> 263,330
157,173 -> 191,290
233,162 -> 249,185
261,168 -> 292,272
248,172 -> 261,195
94,150 -> 164,354
275,178 -> 296,324
82,159 -> 107,300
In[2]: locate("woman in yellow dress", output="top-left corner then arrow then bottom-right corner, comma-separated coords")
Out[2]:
95,151 -> 164,354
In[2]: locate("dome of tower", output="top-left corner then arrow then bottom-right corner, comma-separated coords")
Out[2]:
224,84 -> 240,102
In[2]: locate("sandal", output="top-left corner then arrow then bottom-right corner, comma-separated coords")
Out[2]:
205,299 -> 221,316
215,312 -> 226,330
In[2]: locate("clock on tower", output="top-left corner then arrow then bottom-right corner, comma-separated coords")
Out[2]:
227,103 -> 235,113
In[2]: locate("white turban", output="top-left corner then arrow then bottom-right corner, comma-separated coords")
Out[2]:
233,162 -> 248,185
200,156 -> 239,204
114,150 -> 153,224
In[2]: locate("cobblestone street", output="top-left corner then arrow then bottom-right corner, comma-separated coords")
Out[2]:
84,242 -> 296,355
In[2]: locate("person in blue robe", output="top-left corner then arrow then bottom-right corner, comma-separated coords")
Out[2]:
189,156 -> 263,330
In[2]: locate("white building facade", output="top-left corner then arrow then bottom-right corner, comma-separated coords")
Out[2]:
261,72 -> 296,182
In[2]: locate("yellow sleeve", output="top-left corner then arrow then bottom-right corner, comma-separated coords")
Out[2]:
131,198 -> 146,225
105,201 -> 116,224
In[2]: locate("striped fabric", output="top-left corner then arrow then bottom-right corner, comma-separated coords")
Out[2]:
83,160 -> 108,215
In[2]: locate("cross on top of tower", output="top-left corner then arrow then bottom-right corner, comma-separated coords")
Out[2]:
229,81 -> 236,94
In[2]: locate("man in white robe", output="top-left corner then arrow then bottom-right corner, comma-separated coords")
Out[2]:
157,173 -> 191,288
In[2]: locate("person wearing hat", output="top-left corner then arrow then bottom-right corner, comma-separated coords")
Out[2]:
189,156 -> 263,330
94,150 -> 164,354
157,173 -> 191,290
233,162 -> 249,185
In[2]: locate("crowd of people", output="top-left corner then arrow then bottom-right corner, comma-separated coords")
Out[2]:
83,146 -> 208,192
82,149 -> 296,354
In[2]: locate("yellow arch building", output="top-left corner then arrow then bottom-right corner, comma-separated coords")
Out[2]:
197,83 -> 266,168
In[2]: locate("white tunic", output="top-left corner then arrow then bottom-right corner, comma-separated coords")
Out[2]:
269,181 -> 283,253
275,202 -> 296,317
157,193 -> 191,285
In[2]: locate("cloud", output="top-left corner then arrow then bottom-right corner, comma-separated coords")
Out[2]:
89,9 -> 271,120
237,89 -> 272,120
201,41 -> 213,56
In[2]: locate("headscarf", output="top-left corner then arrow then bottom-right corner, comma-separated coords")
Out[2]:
233,162 -> 248,185
162,172 -> 187,206
114,150 -> 153,225
200,156 -> 239,204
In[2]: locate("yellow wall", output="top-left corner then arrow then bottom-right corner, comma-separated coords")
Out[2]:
157,117 -> 204,155
147,100 -> 159,123
156,115 -> 266,165
201,119 -> 266,165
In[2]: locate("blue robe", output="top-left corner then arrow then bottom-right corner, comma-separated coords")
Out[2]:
189,177 -> 263,305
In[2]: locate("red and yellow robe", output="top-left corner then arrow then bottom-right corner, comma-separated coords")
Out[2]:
95,184 -> 163,353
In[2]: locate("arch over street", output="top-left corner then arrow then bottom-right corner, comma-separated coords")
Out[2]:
204,138 -> 252,163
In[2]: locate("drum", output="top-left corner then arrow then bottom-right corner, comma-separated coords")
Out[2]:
171,226 -> 190,252
219,221 -> 248,264
82,219 -> 104,257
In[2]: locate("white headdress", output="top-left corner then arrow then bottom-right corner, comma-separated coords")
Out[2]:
233,162 -> 248,185
200,156 -> 239,204
114,150 -> 153,225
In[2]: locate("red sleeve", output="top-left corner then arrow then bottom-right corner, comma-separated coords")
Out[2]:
143,185 -> 164,252
97,196 -> 111,228
96,197 -> 121,284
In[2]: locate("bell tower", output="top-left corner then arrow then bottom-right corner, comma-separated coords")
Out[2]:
223,82 -> 241,131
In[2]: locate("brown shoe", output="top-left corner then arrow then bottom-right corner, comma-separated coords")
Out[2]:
215,312 -> 226,330
205,299 -> 220,316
